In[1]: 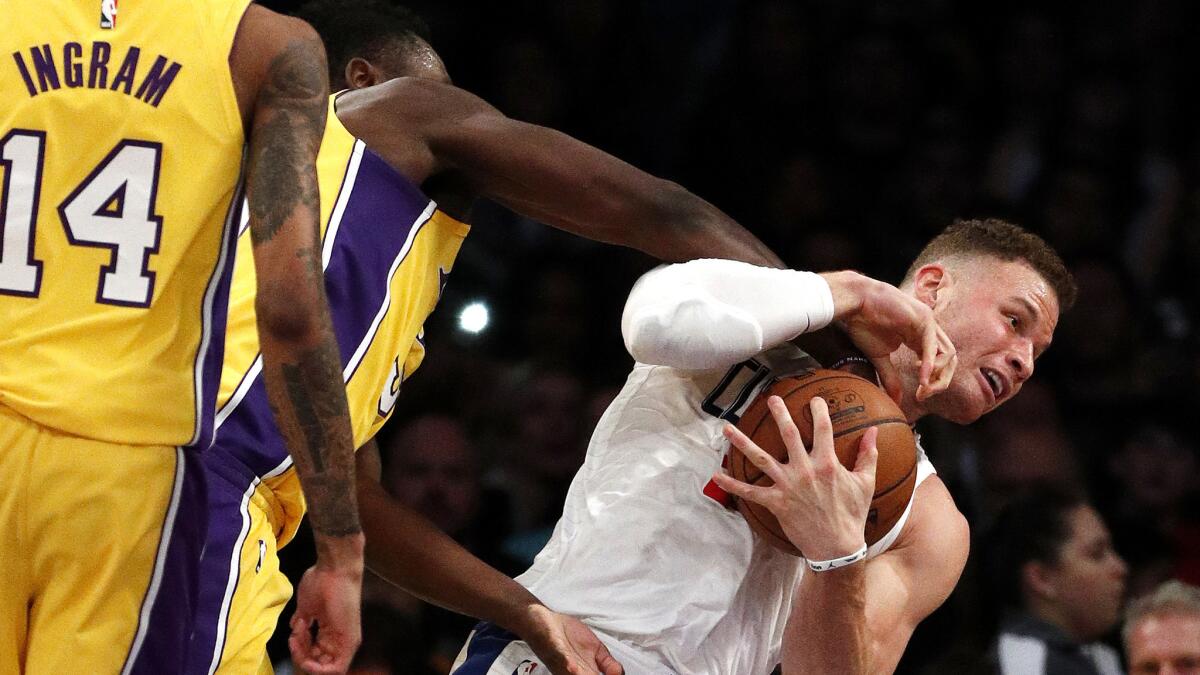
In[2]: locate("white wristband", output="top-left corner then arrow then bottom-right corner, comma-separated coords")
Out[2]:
806,543 -> 868,572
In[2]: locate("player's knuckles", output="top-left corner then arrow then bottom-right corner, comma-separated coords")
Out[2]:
787,461 -> 814,482
780,428 -> 805,450
811,459 -> 839,480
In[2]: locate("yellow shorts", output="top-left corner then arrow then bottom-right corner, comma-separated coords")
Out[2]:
189,455 -> 295,675
0,403 -> 207,674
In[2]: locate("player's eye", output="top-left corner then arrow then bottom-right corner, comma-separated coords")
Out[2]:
1007,315 -> 1020,329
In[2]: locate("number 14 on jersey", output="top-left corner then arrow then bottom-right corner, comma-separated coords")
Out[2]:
1,129 -> 162,307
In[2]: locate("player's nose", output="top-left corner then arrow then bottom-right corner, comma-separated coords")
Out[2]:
1008,341 -> 1034,384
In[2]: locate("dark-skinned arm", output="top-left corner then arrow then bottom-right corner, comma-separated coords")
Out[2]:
357,441 -> 622,675
338,77 -> 783,268
229,6 -> 361,672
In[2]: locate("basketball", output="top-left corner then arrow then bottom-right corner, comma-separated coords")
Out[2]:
728,369 -> 918,557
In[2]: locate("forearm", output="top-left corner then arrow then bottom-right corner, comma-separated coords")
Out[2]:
258,326 -> 361,546
626,180 -> 784,267
782,565 -> 870,674
254,256 -> 363,555
358,477 -> 543,634
506,146 -> 781,267
621,259 -> 836,368
414,88 -> 781,267
245,26 -> 362,552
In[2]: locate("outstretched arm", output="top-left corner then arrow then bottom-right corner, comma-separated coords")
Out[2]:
230,6 -> 361,672
620,260 -> 955,400
340,77 -> 783,268
356,441 -> 622,675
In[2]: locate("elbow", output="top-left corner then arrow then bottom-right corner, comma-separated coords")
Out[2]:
623,299 -> 763,369
624,313 -> 682,365
255,293 -> 325,345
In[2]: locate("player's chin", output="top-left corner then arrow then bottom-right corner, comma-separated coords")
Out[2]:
936,392 -> 989,425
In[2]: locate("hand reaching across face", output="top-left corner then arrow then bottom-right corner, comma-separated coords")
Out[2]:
821,272 -> 956,405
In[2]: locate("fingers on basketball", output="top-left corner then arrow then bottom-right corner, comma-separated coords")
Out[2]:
728,371 -> 918,555
855,426 -> 880,478
767,395 -> 809,466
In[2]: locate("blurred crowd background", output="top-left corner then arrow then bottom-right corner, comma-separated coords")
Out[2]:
261,0 -> 1200,672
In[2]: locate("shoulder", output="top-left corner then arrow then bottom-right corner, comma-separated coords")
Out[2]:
229,5 -> 326,120
881,475 -> 970,613
899,476 -> 970,567
337,78 -> 499,133
231,4 -> 322,63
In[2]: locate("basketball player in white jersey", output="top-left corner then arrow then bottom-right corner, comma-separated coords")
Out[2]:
451,219 -> 1076,674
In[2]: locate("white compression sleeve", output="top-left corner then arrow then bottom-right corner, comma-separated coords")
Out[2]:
621,259 -> 835,370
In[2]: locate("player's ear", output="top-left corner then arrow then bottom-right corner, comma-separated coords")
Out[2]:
911,264 -> 947,309
344,57 -> 380,89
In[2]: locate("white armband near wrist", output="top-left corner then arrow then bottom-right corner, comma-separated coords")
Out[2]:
806,543 -> 869,572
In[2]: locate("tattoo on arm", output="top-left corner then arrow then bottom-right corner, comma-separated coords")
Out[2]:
281,360 -> 331,473
248,32 -> 361,538
246,36 -> 326,246
267,340 -> 361,537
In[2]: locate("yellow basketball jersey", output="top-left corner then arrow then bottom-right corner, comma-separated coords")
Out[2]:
212,96 -> 469,543
0,0 -> 249,446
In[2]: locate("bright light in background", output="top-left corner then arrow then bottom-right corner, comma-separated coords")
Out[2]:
458,301 -> 490,334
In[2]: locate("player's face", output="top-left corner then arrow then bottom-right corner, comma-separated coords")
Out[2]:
1045,505 -> 1128,640
925,258 -> 1059,424
1127,612 -> 1200,675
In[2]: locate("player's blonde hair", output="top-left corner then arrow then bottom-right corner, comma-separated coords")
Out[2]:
902,218 -> 1077,310
1122,580 -> 1200,646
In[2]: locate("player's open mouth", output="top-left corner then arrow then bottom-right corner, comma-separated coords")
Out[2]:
980,367 -> 1007,403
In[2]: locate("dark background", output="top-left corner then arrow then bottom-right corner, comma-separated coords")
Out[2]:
260,1 -> 1200,672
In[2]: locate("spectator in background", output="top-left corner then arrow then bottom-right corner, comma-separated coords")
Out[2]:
374,414 -> 521,670
487,368 -> 590,565
380,414 -> 523,568
978,408 -> 1081,503
983,485 -> 1128,675
1106,415 -> 1200,595
1122,580 -> 1200,675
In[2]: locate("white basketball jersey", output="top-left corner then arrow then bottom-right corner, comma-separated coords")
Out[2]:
517,343 -> 935,674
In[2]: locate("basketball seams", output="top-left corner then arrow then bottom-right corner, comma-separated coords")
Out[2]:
735,376 -> 913,487
872,443 -> 918,497
737,377 -> 819,484
831,418 -> 909,439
